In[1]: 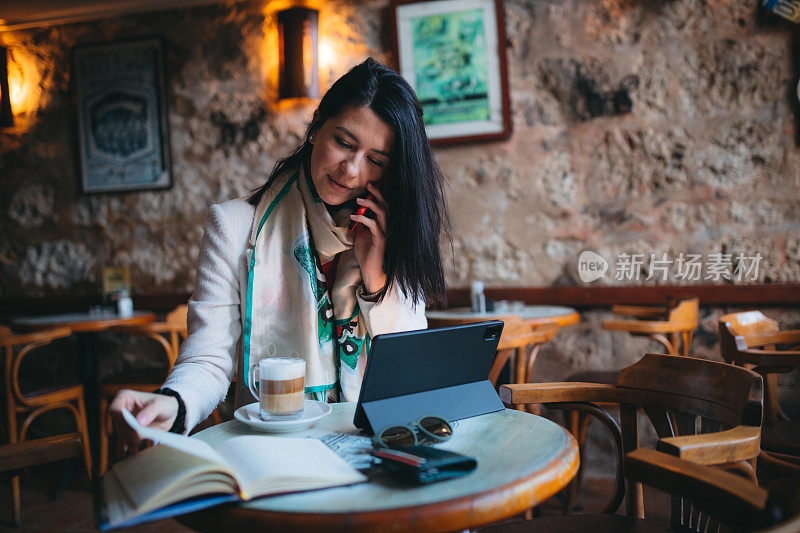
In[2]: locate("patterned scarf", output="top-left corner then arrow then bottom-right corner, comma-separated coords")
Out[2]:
241,165 -> 369,403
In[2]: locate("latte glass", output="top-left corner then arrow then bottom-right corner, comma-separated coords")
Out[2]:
248,357 -> 306,420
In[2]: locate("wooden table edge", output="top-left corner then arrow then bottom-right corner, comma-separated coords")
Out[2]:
14,312 -> 156,333
177,428 -> 580,533
524,311 -> 580,328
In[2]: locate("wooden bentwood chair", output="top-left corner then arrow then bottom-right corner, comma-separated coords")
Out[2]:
0,433 -> 85,526
719,311 -> 800,480
564,297 -> 700,509
603,297 -> 700,357
483,448 -> 800,532
97,305 -> 188,475
496,353 -> 763,530
1,326 -> 92,526
568,297 -> 700,386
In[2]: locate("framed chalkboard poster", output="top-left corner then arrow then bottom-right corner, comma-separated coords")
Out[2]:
73,37 -> 172,193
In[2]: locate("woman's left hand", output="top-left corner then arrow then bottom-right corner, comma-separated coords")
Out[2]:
351,182 -> 388,293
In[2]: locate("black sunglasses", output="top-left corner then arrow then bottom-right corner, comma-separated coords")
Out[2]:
372,416 -> 453,448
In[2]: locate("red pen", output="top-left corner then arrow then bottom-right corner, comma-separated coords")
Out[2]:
348,193 -> 375,231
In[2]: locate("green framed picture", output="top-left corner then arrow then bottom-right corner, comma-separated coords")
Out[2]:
391,0 -> 511,145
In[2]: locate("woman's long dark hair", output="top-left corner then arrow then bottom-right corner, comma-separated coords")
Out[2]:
249,58 -> 450,307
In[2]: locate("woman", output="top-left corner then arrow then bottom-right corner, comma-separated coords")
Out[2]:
111,58 -> 450,450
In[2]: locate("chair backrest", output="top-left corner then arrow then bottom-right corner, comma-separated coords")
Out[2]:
719,311 -> 780,364
496,320 -> 557,349
109,305 -> 188,372
1,327 -> 73,406
0,325 -> 11,336
667,297 -> 699,326
625,448 -> 800,533
618,353 -> 763,531
720,311 -> 779,338
164,305 -> 189,365
618,353 -> 761,434
605,297 -> 698,355
0,433 -> 83,475
166,305 -> 189,336
718,311 -> 793,428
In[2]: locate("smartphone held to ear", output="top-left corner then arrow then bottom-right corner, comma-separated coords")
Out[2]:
349,193 -> 376,231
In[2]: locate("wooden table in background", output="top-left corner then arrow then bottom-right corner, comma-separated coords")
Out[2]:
426,305 -> 580,385
426,305 -> 579,328
14,310 -> 156,469
179,402 -> 579,533
13,310 -> 155,333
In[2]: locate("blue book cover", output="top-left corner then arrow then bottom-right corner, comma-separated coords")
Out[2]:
96,492 -> 238,531
94,410 -> 367,530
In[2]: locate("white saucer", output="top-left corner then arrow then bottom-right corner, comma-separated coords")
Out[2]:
234,400 -> 332,433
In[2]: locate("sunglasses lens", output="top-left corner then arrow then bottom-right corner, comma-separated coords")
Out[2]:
419,416 -> 452,439
379,426 -> 416,447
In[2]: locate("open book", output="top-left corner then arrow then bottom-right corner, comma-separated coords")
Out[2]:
98,410 -> 367,530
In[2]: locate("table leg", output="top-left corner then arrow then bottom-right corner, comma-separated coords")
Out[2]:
525,344 -> 542,415
515,347 -> 527,384
514,348 -> 527,412
494,350 -> 514,387
77,332 -> 99,475
489,349 -> 514,387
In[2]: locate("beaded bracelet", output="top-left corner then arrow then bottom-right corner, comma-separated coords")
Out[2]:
358,285 -> 384,302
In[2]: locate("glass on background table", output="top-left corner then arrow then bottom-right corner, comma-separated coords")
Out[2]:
178,402 -> 579,532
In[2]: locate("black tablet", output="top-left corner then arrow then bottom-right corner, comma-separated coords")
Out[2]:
353,320 -> 505,433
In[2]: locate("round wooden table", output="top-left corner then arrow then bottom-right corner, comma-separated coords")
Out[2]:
426,305 -> 579,328
14,310 -> 156,469
179,402 -> 579,533
13,310 -> 155,332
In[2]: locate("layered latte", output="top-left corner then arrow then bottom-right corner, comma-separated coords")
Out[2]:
259,357 -> 305,418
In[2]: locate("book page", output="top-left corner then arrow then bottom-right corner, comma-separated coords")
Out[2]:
102,463 -> 237,530
121,409 -> 223,464
216,436 -> 367,498
112,444 -> 239,514
102,466 -> 136,528
109,409 -> 243,517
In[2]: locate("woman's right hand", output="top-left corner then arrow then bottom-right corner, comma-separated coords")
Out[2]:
109,389 -> 179,457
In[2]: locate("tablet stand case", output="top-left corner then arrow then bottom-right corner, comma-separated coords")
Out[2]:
354,321 -> 506,434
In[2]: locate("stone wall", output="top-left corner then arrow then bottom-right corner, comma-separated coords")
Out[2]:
2,0 -> 798,295
1,1 -> 799,449
444,1 -> 799,286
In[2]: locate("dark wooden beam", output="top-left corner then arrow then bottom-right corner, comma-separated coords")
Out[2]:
1,284 -> 798,322
0,293 -> 192,321
444,284 -> 800,309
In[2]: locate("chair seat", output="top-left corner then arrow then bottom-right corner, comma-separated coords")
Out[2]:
479,514 -> 668,532
18,373 -> 82,399
566,369 -> 620,385
762,419 -> 800,457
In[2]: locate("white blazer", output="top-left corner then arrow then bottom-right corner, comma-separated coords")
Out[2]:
162,198 -> 427,432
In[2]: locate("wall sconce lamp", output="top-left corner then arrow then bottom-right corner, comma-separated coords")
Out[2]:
0,45 -> 14,128
277,7 -> 320,99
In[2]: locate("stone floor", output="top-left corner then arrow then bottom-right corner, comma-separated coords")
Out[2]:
0,464 -> 669,532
